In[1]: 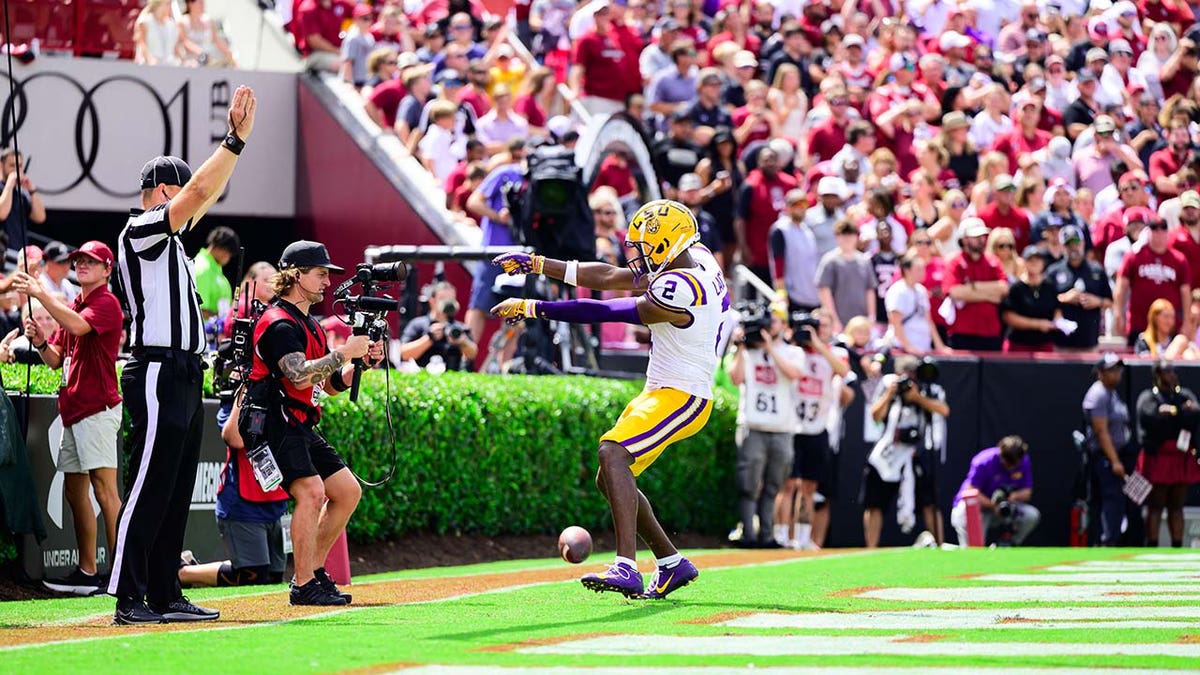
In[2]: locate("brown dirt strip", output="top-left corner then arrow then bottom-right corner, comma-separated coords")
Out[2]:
0,548 -> 828,650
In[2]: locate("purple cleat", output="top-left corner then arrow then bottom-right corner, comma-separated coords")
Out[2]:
580,561 -> 644,597
639,558 -> 699,600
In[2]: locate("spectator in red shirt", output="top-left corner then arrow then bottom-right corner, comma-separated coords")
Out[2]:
804,86 -> 851,165
457,59 -> 493,119
593,151 -> 638,200
1149,120 -> 1194,199
1140,0 -> 1194,34
732,80 -> 780,147
705,8 -> 760,65
442,139 -> 486,208
1114,217 -> 1194,341
944,218 -> 1010,351
514,66 -> 554,135
736,147 -> 797,282
569,2 -> 636,117
1172,190 -> 1200,289
1092,170 -> 1153,262
1159,36 -> 1199,100
991,92 -> 1052,174
977,174 -> 1033,250
294,0 -> 354,71
13,242 -> 123,596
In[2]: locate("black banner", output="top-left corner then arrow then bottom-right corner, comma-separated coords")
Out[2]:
17,395 -> 230,581
827,359 -> 1200,548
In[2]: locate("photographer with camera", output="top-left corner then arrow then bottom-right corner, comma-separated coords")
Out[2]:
777,310 -> 853,550
727,304 -> 803,547
862,354 -> 950,548
243,241 -> 385,606
400,281 -> 477,371
950,436 -> 1040,547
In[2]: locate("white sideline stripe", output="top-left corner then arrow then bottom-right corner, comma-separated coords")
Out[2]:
857,585 -> 1200,603
1052,562 -> 1200,570
1135,554 -> 1200,561
6,551 -> 874,650
107,362 -> 161,596
520,634 -> 1200,658
393,662 -> 1171,667
976,571 -> 1200,583
722,607 -> 1200,630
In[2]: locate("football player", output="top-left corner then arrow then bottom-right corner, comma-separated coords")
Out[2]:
492,200 -> 729,599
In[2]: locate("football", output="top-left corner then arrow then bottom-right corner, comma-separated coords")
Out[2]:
558,526 -> 592,564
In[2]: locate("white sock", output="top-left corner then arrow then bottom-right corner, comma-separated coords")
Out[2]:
795,523 -> 812,544
775,525 -> 789,541
614,556 -> 636,569
656,553 -> 683,569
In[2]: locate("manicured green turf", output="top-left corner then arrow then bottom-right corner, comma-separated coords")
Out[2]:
4,548 -> 1200,673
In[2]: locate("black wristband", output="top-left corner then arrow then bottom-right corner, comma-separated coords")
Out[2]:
34,341 -> 47,351
222,132 -> 245,156
330,367 -> 348,392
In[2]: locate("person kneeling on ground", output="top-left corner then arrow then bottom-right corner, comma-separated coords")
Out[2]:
179,389 -> 288,587
950,435 -> 1040,546
243,241 -> 384,606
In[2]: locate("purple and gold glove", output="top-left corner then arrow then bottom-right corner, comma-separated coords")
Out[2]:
493,252 -> 545,276
490,298 -> 540,324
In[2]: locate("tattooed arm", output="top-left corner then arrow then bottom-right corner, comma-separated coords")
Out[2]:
278,350 -> 348,388
276,334 -> 372,390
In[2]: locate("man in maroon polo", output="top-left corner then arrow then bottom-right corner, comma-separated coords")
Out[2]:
944,218 -> 1009,351
736,147 -> 798,282
13,241 -> 124,596
1113,217 -> 1193,342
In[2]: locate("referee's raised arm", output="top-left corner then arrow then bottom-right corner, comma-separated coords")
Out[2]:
165,86 -> 257,232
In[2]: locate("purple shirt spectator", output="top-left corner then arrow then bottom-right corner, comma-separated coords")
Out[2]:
953,446 -> 1034,507
476,163 -> 523,246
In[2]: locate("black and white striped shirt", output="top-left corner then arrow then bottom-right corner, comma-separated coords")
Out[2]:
116,203 -> 205,354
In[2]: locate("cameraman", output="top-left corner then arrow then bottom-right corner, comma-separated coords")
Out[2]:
950,435 -> 1040,547
862,354 -> 950,548
400,281 -> 477,370
243,241 -> 384,606
727,307 -> 804,546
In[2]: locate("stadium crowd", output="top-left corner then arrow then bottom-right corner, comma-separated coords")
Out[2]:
258,0 -> 1200,357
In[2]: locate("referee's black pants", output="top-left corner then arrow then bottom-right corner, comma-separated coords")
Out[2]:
107,351 -> 204,605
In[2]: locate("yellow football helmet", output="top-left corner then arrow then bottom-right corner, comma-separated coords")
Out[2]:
624,199 -> 699,283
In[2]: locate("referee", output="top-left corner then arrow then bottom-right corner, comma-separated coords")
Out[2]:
107,86 -> 257,626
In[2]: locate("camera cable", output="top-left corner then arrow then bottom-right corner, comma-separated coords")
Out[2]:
330,298 -> 398,488
1,0 -> 35,421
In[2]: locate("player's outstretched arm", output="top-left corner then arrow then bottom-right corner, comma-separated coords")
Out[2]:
491,294 -> 691,327
493,253 -> 644,291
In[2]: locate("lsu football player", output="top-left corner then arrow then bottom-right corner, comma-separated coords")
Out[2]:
492,199 -> 729,599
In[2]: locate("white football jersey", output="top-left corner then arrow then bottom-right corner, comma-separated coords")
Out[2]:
644,258 -> 729,400
690,244 -> 736,354
793,345 -> 849,436
738,343 -> 803,432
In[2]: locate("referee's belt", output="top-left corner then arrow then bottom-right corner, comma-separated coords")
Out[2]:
130,347 -> 205,366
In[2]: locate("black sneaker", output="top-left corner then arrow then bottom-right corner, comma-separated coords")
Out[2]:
113,598 -> 165,626
148,596 -> 220,622
289,578 -> 349,606
313,567 -> 352,604
43,567 -> 106,596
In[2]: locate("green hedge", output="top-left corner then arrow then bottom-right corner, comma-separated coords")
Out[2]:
1,364 -> 739,548
324,371 -> 738,541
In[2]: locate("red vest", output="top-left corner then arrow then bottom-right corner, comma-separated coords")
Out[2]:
249,302 -> 330,426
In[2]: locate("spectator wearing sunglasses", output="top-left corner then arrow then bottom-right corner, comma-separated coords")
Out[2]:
1113,216 -> 1193,343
